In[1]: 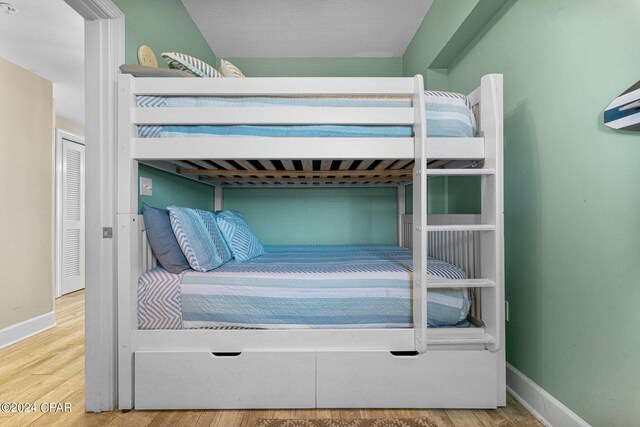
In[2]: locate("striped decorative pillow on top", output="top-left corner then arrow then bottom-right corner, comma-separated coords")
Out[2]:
161,52 -> 221,78
167,206 -> 232,272
215,211 -> 264,262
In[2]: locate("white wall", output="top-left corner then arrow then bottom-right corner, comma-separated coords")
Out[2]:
0,56 -> 54,330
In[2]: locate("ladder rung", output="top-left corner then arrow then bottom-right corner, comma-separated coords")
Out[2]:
426,225 -> 495,232
426,168 -> 495,176
427,279 -> 495,289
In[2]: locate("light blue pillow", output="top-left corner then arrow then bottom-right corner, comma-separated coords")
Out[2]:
167,206 -> 232,272
215,211 -> 265,262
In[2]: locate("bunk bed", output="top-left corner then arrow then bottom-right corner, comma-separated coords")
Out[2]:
117,73 -> 504,410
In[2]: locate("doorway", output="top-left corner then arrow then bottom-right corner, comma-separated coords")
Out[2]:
55,129 -> 85,297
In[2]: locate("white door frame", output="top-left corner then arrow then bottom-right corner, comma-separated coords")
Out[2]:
55,129 -> 86,298
63,0 -> 123,412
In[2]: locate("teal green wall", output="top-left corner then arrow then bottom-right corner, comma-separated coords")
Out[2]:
115,3 -> 402,242
445,177 -> 481,214
404,0 -> 640,425
138,164 -> 213,213
224,57 -> 403,77
224,188 -> 396,245
403,0 -> 502,214
113,0 -> 218,214
405,178 -> 444,214
405,177 -> 481,215
402,0 -> 508,84
112,0 -> 217,67
217,58 -> 402,245
403,0 -> 477,86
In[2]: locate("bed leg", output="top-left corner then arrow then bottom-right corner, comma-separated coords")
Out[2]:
214,186 -> 223,211
397,185 -> 406,246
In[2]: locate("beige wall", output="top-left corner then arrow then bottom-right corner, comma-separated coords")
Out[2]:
0,57 -> 54,329
55,116 -> 84,137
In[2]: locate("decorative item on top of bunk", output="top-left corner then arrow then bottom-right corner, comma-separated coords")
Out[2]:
137,45 -> 158,68
604,80 -> 640,131
219,59 -> 246,78
161,51 -> 222,78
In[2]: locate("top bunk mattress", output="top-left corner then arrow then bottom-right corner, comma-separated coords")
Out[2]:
136,91 -> 476,139
138,245 -> 472,330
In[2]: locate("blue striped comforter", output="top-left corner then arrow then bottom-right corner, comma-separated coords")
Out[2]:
179,245 -> 470,329
137,92 -> 476,138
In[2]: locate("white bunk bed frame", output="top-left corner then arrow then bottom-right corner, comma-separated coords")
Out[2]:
117,74 -> 504,410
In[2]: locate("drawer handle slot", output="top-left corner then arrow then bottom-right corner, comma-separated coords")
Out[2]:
211,352 -> 242,357
390,351 -> 419,357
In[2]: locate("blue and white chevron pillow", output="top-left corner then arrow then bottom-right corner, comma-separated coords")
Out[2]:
167,206 -> 232,272
161,52 -> 221,78
215,211 -> 265,262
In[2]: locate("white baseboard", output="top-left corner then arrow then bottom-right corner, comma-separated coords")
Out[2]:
0,311 -> 56,350
506,363 -> 591,427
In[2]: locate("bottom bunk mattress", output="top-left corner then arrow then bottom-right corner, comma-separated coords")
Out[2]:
138,245 -> 472,330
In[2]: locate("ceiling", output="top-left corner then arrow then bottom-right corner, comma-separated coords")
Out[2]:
0,0 -> 84,125
183,0 -> 433,58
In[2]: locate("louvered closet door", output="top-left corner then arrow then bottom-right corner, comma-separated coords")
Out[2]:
61,139 -> 85,295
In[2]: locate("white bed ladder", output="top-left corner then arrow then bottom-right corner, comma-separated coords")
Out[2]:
476,74 -> 504,354
413,74 -> 504,354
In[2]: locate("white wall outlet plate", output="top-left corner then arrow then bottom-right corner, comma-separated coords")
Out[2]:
140,177 -> 153,196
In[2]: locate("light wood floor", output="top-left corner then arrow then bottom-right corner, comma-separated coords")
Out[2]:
0,291 -> 542,427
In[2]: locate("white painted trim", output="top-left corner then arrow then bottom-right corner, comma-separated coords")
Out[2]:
0,312 -> 56,350
506,363 -> 591,427
64,0 -> 123,413
56,129 -> 86,145
65,0 -> 122,20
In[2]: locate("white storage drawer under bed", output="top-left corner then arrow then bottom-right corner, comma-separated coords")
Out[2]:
316,350 -> 499,408
135,349 -> 501,410
134,351 -> 316,409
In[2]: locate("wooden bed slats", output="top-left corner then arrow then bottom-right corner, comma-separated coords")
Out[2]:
202,176 -> 411,184
141,157 -> 421,187
170,159 -> 489,185
171,158 -> 428,185
131,133 -> 486,187
172,159 -> 487,179
179,168 -> 413,177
